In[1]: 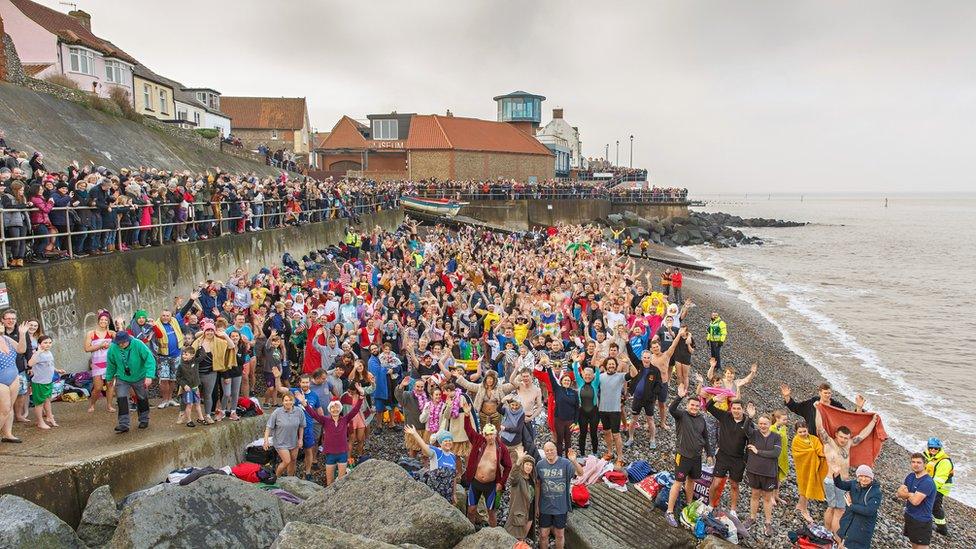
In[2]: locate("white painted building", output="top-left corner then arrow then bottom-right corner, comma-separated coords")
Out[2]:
537,107 -> 584,170
185,88 -> 231,137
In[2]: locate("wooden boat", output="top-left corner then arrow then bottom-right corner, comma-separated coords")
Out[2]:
402,196 -> 463,217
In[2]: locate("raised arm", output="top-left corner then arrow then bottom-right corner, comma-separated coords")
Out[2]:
852,414 -> 879,446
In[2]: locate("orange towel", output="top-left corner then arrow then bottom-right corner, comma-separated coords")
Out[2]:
817,403 -> 887,467
792,434 -> 827,501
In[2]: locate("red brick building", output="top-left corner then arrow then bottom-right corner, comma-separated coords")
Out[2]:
315,111 -> 554,182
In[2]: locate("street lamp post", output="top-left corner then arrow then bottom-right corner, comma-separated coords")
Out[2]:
629,135 -> 634,168
605,143 -> 609,164
615,140 -> 619,167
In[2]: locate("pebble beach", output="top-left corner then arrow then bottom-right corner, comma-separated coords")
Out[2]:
319,242 -> 974,548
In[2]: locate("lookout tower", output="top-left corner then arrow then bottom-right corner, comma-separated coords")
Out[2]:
494,90 -> 545,135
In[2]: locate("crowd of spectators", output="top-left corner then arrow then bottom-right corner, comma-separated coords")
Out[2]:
409,178 -> 688,203
0,142 -> 401,268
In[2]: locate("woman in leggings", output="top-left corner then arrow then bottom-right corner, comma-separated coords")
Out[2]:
192,319 -> 235,422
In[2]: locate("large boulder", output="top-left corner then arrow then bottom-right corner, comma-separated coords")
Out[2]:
78,485 -> 120,548
272,522 -> 397,549
293,459 -> 474,549
276,476 -> 325,501
453,527 -> 518,549
606,213 -> 623,225
672,230 -> 690,246
622,210 -> 641,224
110,474 -> 284,549
0,494 -> 86,549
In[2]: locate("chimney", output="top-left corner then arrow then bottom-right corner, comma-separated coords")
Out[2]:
553,108 -> 563,119
68,10 -> 92,31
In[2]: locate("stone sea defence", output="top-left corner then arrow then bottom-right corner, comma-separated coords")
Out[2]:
603,210 -> 806,247
0,459 -> 520,549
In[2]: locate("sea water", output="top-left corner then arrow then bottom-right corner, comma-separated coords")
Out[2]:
683,194 -> 976,506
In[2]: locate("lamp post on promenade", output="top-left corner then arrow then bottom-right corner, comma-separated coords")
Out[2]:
629,135 -> 634,168
615,140 -> 619,167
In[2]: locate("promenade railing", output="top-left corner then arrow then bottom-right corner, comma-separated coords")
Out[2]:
0,195 -> 399,269
411,188 -> 688,204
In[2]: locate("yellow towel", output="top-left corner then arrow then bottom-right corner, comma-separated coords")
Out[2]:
792,434 -> 828,501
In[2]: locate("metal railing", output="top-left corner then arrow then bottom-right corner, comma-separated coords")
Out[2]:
0,195 -> 399,269
411,187 -> 688,203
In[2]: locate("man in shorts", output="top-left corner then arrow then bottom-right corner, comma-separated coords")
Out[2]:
898,452 -> 937,549
461,399 -> 511,527
741,412 -> 783,537
535,441 -> 583,549
665,384 -> 712,527
705,397 -> 755,511
598,358 -> 631,464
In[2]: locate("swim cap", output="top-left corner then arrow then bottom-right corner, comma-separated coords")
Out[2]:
927,437 -> 942,449
436,431 -> 453,444
482,423 -> 497,435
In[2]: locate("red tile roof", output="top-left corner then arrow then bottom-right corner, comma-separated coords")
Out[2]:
10,0 -> 138,64
22,63 -> 52,77
219,97 -> 308,130
406,115 -> 552,155
313,131 -> 331,149
319,116 -> 369,149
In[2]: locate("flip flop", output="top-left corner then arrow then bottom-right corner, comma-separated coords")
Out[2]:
1,437 -> 23,443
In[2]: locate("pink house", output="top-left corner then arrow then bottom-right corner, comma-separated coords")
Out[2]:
0,0 -> 137,99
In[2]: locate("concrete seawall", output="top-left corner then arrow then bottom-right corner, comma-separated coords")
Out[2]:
457,199 -> 688,230
0,208 -> 404,371
0,405 -> 266,528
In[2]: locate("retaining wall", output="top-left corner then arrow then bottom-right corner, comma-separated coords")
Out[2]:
457,199 -> 687,230
0,208 -> 404,371
0,414 -> 265,528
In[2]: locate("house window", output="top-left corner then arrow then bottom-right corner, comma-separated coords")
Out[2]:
177,109 -> 187,121
193,112 -> 201,125
159,90 -> 168,114
68,47 -> 96,76
371,119 -> 398,140
271,129 -> 278,139
196,92 -> 205,103
142,84 -> 152,109
104,60 -> 127,84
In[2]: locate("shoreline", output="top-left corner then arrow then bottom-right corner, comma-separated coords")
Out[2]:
653,249 -> 974,547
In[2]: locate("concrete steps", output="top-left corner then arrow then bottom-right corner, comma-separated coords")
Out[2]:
566,482 -> 698,548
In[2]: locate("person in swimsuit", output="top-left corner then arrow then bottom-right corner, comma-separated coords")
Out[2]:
0,321 -> 28,443
84,310 -> 117,413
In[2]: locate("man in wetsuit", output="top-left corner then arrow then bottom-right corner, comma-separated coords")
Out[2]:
461,398 -> 512,527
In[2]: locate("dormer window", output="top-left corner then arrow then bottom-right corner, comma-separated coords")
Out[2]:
372,119 -> 398,140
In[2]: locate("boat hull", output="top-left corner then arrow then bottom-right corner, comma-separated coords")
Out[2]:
402,196 -> 462,217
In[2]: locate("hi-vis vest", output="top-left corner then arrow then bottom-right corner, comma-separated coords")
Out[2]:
925,450 -> 954,496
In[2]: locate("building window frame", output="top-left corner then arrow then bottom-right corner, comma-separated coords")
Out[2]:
371,119 -> 399,140
159,89 -> 169,115
68,46 -> 96,76
142,83 -> 152,110
104,59 -> 129,84
193,112 -> 201,125
271,129 -> 278,139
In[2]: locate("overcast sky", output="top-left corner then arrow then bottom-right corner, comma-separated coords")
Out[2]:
32,0 -> 976,193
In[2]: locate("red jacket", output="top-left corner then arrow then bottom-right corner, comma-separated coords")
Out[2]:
462,414 -> 512,487
303,323 -> 322,374
671,271 -> 683,288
